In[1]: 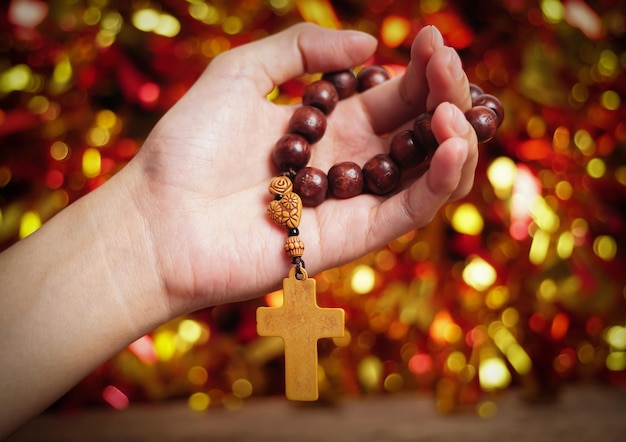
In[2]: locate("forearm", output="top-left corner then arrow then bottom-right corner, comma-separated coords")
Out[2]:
0,165 -> 168,437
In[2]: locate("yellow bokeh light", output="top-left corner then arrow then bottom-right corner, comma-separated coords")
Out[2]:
555,180 -> 572,200
526,115 -> 546,138
187,366 -> 208,385
188,392 -> 210,411
574,129 -> 595,155
600,90 -> 620,110
538,278 -> 558,302
222,16 -> 243,35
598,50 -> 618,77
541,0 -> 564,24
463,256 -> 497,291
50,141 -> 70,161
487,156 -> 517,199
446,351 -> 467,373
593,235 -> 617,261
358,355 -> 382,391
19,210 -> 41,239
479,357 -> 511,390
0,64 -> 32,93
383,373 -> 404,393
178,319 -> 204,344
586,158 -> 606,178
485,286 -> 509,310
232,378 -> 253,399
381,15 -> 411,48
351,265 -> 376,294
451,203 -> 484,235
477,400 -> 498,419
154,330 -> 176,361
606,326 -> 626,350
155,14 -> 180,37
132,8 -> 160,32
529,229 -> 550,265
82,147 -> 101,178
606,351 -> 626,371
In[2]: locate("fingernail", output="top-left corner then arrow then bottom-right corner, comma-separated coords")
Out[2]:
429,25 -> 444,48
447,47 -> 464,80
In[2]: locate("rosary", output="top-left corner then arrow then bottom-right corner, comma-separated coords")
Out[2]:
257,65 -> 504,401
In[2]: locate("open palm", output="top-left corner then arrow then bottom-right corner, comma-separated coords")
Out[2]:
129,23 -> 477,316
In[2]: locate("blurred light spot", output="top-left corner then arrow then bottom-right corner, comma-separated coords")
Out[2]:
19,210 -> 41,238
485,286 -> 509,310
510,164 -> 540,240
128,334 -> 157,364
27,95 -> 49,114
381,15 -> 410,48
188,366 -> 208,386
564,0 -> 604,39
154,330 -> 176,361
606,352 -> 626,371
351,265 -> 376,294
541,0 -> 564,24
132,8 -> 160,32
446,351 -> 466,373
600,90 -> 620,110
553,126 -> 571,151
553,348 -> 576,374
45,170 -> 64,189
526,115 -> 546,138
571,83 -> 588,103
0,64 -> 32,93
487,156 -> 517,199
586,158 -> 605,178
593,235 -> 616,261
188,392 -> 210,411
178,319 -> 203,344
96,109 -> 117,129
477,400 -> 497,419
420,0 -> 444,14
383,373 -> 404,392
577,342 -> 595,364
409,353 -> 433,375
232,378 -> 253,399
296,0 -> 340,29
501,307 -> 519,327
574,129 -> 594,155
82,147 -> 101,178
222,16 -> 243,34
479,357 -> 511,390
265,290 -> 283,307
102,385 -> 129,410
531,197 -> 559,233
529,312 -> 547,333
138,82 -> 160,105
451,203 -> 484,235
8,0 -> 48,27
606,326 -> 626,350
598,50 -> 618,77
538,278 -> 557,302
52,56 -> 72,85
551,312 -> 570,340
87,126 -> 110,147
429,310 -> 462,344
358,355 -> 382,391
529,229 -> 550,265
555,180 -> 572,200
83,6 -> 101,25
463,256 -> 497,291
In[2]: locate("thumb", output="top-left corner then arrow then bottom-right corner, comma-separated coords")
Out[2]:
205,22 -> 378,96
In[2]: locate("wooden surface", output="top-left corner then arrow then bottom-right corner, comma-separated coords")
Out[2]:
8,384 -> 626,441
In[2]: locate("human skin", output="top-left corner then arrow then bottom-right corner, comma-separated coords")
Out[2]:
0,22 -> 476,437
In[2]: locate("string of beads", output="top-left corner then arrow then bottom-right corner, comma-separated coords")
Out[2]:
267,65 -> 504,271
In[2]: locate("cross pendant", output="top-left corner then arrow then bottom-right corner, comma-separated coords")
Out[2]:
257,268 -> 345,401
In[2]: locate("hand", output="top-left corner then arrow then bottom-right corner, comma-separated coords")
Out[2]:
124,22 -> 476,316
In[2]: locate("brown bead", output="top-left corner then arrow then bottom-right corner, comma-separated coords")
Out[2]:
302,80 -> 339,115
328,161 -> 364,199
362,154 -> 400,195
472,93 -> 505,127
389,130 -> 428,169
268,191 -> 302,229
356,65 -> 390,92
321,70 -> 357,100
469,83 -> 484,102
288,106 -> 327,144
268,175 -> 293,196
465,105 -> 498,143
293,166 -> 328,207
273,134 -> 310,172
413,111 -> 438,154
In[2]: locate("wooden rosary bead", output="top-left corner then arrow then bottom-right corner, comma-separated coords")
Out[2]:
273,134 -> 310,172
472,93 -> 505,128
293,166 -> 328,207
389,130 -> 429,169
302,80 -> 339,115
268,191 -> 303,229
362,154 -> 400,195
321,70 -> 357,100
269,175 -> 293,196
285,235 -> 305,258
328,161 -> 364,199
469,83 -> 484,102
288,106 -> 327,144
356,65 -> 390,92
465,105 -> 498,143
413,111 -> 438,154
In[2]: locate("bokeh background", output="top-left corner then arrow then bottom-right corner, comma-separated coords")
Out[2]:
0,0 -> 624,418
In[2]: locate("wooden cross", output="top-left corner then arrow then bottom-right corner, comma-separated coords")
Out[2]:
257,268 -> 345,401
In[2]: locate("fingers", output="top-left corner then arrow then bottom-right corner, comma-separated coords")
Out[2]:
367,102 -> 475,245
360,26 -> 472,135
207,22 -> 378,96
